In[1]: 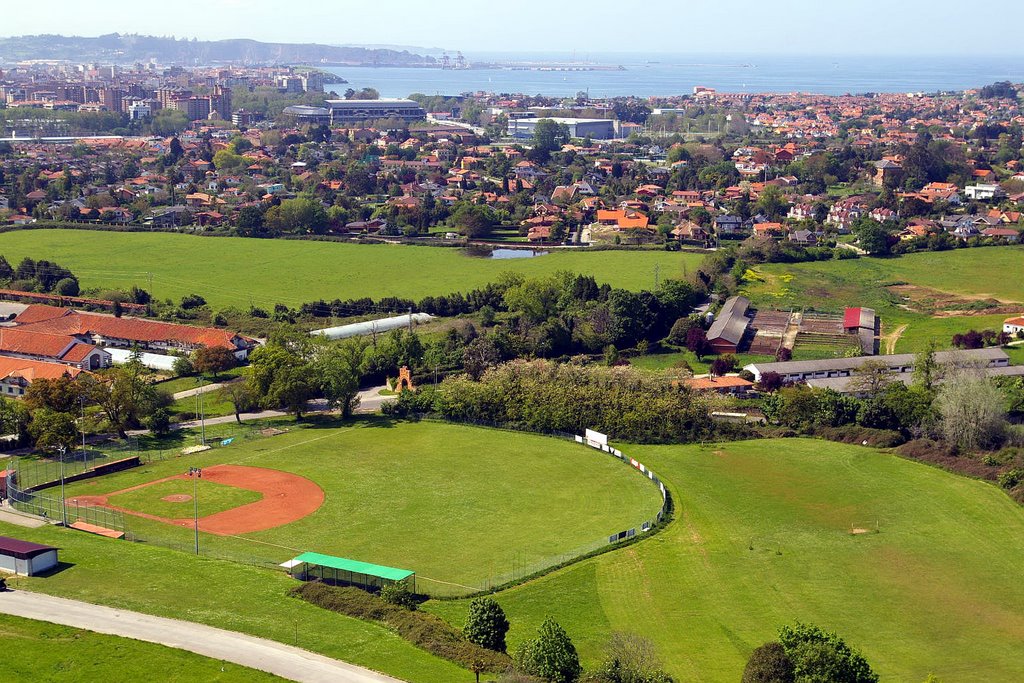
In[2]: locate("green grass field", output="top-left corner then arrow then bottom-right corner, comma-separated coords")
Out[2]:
427,439 -> 1024,682
105,478 -> 262,519
63,420 -> 664,595
0,613 -> 280,682
0,230 -> 702,309
0,522 -> 466,682
742,247 -> 1024,353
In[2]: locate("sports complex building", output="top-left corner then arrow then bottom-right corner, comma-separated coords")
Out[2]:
283,99 -> 427,125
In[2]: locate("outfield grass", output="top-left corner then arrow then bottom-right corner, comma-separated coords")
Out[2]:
426,438 -> 1024,682
106,478 -> 262,519
0,613 -> 280,682
63,419 -> 664,595
0,230 -> 702,309
742,247 -> 1024,353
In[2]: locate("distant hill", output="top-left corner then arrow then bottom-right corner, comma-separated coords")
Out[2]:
0,33 -> 437,66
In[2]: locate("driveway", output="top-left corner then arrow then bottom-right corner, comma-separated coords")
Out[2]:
0,591 -> 403,683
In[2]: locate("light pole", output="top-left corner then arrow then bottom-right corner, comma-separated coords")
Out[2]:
190,467 -> 202,554
57,445 -> 67,527
80,394 -> 87,465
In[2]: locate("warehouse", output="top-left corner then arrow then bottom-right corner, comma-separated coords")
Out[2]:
0,536 -> 58,576
507,117 -> 617,140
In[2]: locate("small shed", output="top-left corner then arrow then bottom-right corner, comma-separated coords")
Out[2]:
0,536 -> 58,576
282,552 -> 415,593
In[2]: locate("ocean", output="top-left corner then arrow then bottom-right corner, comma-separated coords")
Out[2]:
323,52 -> 1024,98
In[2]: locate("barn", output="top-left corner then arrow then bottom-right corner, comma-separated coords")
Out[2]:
0,536 -> 58,576
706,296 -> 751,354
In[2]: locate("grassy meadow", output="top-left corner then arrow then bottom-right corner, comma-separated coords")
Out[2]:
62,420 -> 664,595
742,246 -> 1024,354
0,229 -> 701,309
427,439 -> 1024,682
0,613 -> 281,682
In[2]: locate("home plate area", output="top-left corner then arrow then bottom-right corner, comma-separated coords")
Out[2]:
67,465 -> 325,535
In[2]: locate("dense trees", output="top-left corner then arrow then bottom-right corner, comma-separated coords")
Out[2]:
392,360 -> 715,443
936,369 -> 1008,451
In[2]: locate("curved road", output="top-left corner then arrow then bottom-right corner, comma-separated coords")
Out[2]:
0,591 -> 403,683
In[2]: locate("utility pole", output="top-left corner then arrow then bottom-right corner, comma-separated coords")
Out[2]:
200,385 -> 206,446
408,306 -> 413,333
80,395 -> 87,464
57,445 -> 67,527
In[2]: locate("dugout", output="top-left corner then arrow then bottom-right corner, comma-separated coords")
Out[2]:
0,536 -> 58,576
281,552 -> 415,593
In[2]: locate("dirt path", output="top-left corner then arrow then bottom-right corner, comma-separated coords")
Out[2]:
0,591 -> 402,683
882,324 -> 909,355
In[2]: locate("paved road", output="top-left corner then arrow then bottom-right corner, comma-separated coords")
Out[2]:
0,591 -> 403,683
172,380 -> 235,401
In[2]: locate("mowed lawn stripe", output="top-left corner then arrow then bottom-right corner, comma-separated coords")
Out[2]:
0,230 -> 702,309
425,438 -> 1024,682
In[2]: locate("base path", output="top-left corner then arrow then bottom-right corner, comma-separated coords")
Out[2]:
0,591 -> 402,683
68,465 -> 325,536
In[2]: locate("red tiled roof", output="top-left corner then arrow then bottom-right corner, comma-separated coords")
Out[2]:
0,328 -> 92,360
18,311 -> 246,350
14,304 -> 74,325
0,356 -> 83,382
685,376 -> 754,390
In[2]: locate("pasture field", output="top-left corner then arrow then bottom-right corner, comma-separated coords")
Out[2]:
742,246 -> 1024,353
62,419 -> 664,595
0,613 -> 280,682
427,438 -> 1024,682
0,229 -> 701,309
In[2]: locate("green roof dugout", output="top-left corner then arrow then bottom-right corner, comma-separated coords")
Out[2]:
281,552 -> 415,593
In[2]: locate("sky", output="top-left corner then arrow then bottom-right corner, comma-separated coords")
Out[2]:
3,0 -> 1024,56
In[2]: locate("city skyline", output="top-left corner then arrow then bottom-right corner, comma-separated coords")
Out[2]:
3,0 -> 1024,57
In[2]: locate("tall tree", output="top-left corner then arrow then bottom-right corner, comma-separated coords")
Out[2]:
463,597 -> 510,653
514,617 -> 582,683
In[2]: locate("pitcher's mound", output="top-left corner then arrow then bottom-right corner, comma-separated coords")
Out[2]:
162,494 -> 193,503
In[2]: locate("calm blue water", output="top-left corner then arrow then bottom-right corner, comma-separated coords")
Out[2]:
326,53 -> 1024,98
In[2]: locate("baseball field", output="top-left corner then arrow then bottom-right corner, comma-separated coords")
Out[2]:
60,419 -> 665,596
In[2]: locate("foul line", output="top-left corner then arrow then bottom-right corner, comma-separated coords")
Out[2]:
225,427 -> 354,467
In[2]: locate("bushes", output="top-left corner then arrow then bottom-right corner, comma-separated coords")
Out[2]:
293,582 -> 511,672
813,425 -> 905,449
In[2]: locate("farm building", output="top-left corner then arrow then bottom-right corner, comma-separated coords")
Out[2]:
805,364 -> 1024,395
0,356 -> 87,398
744,347 -> 1009,384
1004,316 -> 1024,336
12,305 -> 256,361
0,536 -> 58,576
706,296 -> 751,354
843,307 -> 879,355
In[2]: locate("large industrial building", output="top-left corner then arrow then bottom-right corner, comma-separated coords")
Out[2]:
507,116 -> 617,140
326,98 -> 426,124
283,98 -> 427,125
